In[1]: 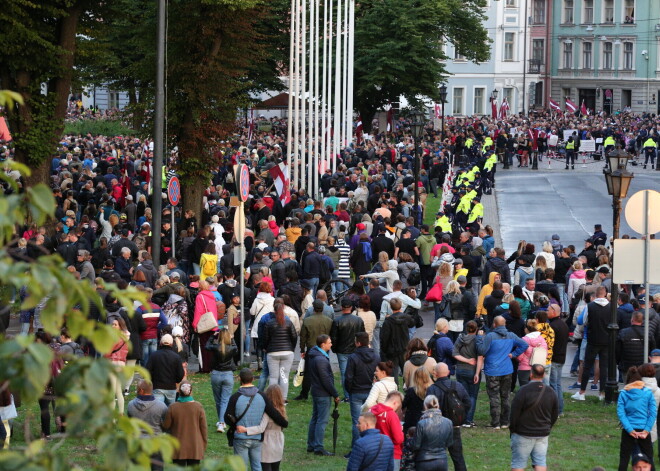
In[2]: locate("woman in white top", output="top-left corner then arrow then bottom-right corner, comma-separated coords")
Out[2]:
250,282 -> 275,346
361,260 -> 400,292
362,361 -> 398,412
535,241 -> 556,270
356,295 -> 377,344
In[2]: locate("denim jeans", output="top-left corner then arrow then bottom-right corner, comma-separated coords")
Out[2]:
307,395 -> 332,452
267,351 -> 294,399
549,362 -> 564,414
510,433 -> 548,469
349,392 -> 369,445
308,277 -> 320,296
456,369 -> 479,423
543,364 -> 551,386
372,321 -> 383,357
336,353 -> 350,399
330,270 -> 339,296
556,283 -> 569,314
233,438 -> 262,471
153,389 -> 177,406
142,338 -> 158,367
211,370 -> 234,423
258,353 -> 270,392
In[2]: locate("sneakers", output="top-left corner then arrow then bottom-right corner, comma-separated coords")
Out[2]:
216,422 -> 226,433
501,425 -> 509,429
570,371 -> 578,377
462,422 -> 476,428
568,382 -> 580,390
590,384 -> 599,391
599,395 -> 605,401
571,392 -> 586,401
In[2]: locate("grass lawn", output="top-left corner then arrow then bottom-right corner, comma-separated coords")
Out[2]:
10,370 -> 622,470
423,196 -> 442,227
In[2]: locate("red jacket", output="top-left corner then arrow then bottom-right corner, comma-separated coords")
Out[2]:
371,403 -> 404,459
105,335 -> 129,363
139,302 -> 165,340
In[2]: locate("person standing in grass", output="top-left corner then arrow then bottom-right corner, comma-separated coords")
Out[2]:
509,364 -> 558,471
163,381 -> 208,467
346,412 -> 395,471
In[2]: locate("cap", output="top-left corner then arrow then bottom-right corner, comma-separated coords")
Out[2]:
453,258 -> 463,265
356,223 -> 366,231
551,234 -> 560,240
300,279 -> 313,290
170,271 -> 181,279
457,275 -> 467,283
172,326 -> 183,337
650,349 -> 660,357
341,297 -> 354,308
638,295 -> 647,304
141,222 -> 151,228
126,195 -> 133,201
160,334 -> 174,346
632,453 -> 652,465
597,267 -> 610,274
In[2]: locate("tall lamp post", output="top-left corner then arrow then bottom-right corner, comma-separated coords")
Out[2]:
439,84 -> 447,142
410,109 -> 426,228
603,147 -> 634,404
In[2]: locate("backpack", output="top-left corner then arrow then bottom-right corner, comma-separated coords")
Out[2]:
65,342 -> 86,358
530,345 -> 548,366
407,268 -> 421,287
318,257 -> 331,285
404,305 -> 424,328
427,333 -> 441,359
436,381 -> 467,427
202,256 -> 216,277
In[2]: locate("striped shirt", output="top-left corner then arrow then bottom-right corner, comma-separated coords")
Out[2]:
336,239 -> 351,279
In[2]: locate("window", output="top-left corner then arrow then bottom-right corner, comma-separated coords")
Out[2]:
108,91 -> 120,109
622,89 -> 632,107
623,0 -> 634,23
452,88 -> 464,115
562,88 -> 571,103
504,32 -> 515,61
532,39 -> 544,62
532,0 -> 545,24
623,42 -> 634,69
563,0 -> 574,24
505,0 -> 516,7
583,0 -> 594,24
454,44 -> 466,61
602,42 -> 613,69
563,42 -> 573,69
603,0 -> 614,23
503,87 -> 514,109
474,88 -> 485,115
582,42 -> 592,69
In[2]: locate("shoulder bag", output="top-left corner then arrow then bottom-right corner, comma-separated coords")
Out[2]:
196,295 -> 218,334
226,394 -> 256,446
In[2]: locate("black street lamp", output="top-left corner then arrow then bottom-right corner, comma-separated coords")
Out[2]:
439,84 -> 448,142
410,109 -> 426,228
603,146 -> 634,404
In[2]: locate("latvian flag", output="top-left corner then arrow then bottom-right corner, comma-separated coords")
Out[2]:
268,162 -> 291,204
498,98 -> 509,120
548,98 -> 561,112
491,96 -> 498,119
434,103 -> 441,119
386,106 -> 394,132
356,116 -> 364,145
565,98 -> 578,113
580,100 -> 588,116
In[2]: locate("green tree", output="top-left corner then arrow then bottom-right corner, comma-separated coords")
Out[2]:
354,0 -> 490,130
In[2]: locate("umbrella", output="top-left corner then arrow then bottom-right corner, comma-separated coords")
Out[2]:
331,402 -> 340,454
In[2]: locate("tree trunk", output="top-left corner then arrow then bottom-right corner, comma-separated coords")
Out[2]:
182,180 -> 205,228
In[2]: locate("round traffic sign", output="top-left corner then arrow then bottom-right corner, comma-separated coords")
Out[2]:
624,189 -> 660,235
237,164 -> 250,202
168,176 -> 181,206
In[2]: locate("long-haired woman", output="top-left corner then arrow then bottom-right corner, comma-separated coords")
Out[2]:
402,367 -> 434,433
263,301 -> 298,400
206,328 -> 237,433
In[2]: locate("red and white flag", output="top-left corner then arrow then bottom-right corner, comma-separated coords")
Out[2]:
548,98 -> 561,112
386,106 -> 394,132
356,116 -> 364,145
580,100 -> 588,116
268,162 -> 291,204
491,97 -> 498,119
0,117 -> 12,141
498,98 -> 509,120
565,98 -> 578,113
528,128 -> 539,151
434,103 -> 441,119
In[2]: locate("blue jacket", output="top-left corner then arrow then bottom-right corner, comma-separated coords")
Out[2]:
307,346 -> 339,398
617,382 -> 657,433
346,429 -> 394,471
476,326 -> 527,376
430,332 -> 456,375
225,386 -> 266,441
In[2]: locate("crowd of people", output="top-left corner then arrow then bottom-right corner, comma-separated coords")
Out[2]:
1,105 -> 660,470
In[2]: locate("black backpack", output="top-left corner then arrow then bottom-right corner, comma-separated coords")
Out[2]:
319,257 -> 331,285
437,381 -> 466,426
407,268 -> 421,287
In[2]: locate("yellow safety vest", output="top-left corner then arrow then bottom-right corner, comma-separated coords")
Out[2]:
644,138 -> 657,149
468,203 -> 484,223
604,136 -> 616,147
566,141 -> 575,150
465,138 -> 474,149
435,216 -> 452,232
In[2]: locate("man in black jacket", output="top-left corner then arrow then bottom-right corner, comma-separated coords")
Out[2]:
481,248 -> 511,286
344,332 -> 380,448
617,312 -> 656,378
331,298 -> 365,402
426,362 -> 471,471
371,226 -> 395,261
306,334 -> 340,456
146,334 -> 185,405
269,250 -> 287,292
510,364 -> 559,471
380,298 -> 414,386
301,241 -> 322,294
547,304 -> 569,415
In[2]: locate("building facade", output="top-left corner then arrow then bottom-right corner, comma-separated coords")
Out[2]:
550,0 -> 660,114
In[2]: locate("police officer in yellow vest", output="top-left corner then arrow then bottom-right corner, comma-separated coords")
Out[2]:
435,211 -> 452,233
603,135 -> 616,157
482,136 -> 493,154
467,197 -> 484,230
455,190 -> 471,229
565,137 -> 575,170
643,136 -> 657,169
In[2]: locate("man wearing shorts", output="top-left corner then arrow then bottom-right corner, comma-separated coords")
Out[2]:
509,364 -> 559,471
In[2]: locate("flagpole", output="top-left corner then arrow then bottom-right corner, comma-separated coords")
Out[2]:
287,0 -> 295,184
341,0 -> 349,149
347,0 -> 355,149
321,0 -> 328,179
333,0 -> 342,173
308,0 -> 315,197
293,0 -> 301,190
314,0 -> 320,199
326,0 -> 333,170
301,0 -> 307,192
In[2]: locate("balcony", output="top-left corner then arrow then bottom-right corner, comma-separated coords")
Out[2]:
528,58 -> 544,74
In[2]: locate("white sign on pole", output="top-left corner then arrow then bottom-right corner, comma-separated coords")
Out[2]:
580,140 -> 596,152
625,190 -> 660,235
612,239 -> 660,284
563,130 -> 577,142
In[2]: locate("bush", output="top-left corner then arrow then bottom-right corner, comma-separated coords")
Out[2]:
63,119 -> 140,137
